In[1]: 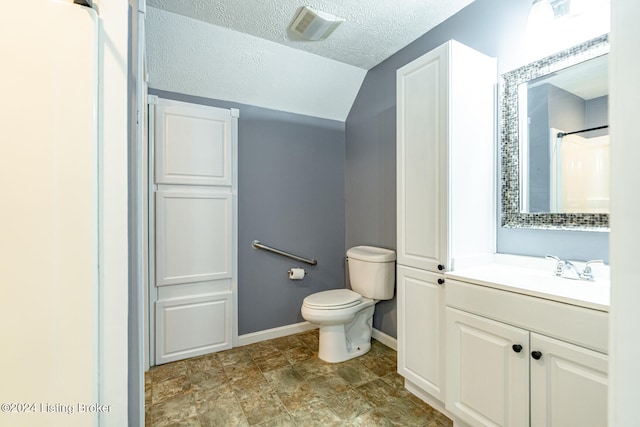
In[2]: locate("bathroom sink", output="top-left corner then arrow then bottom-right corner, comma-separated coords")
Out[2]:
445,254 -> 610,311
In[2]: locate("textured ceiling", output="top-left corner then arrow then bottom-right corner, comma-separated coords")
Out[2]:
146,0 -> 476,70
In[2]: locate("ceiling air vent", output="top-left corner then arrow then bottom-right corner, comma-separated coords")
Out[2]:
289,6 -> 344,41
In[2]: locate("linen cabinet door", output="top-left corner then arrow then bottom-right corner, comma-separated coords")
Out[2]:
530,333 -> 608,427
446,308 -> 529,427
397,265 -> 446,401
154,189 -> 233,364
396,43 -> 449,273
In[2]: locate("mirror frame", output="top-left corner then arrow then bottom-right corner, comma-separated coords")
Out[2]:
500,34 -> 610,230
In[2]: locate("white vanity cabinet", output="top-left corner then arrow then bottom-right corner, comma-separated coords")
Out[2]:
396,39 -> 496,407
445,279 -> 608,427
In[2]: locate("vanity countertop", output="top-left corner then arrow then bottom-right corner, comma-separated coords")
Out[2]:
445,254 -> 610,312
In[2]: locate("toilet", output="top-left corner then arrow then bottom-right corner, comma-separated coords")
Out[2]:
301,245 -> 396,363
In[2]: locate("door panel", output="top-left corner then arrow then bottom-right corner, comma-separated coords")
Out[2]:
530,333 -> 608,427
396,44 -> 449,272
397,265 -> 445,400
155,292 -> 232,364
155,190 -> 232,286
446,308 -> 529,427
155,99 -> 232,186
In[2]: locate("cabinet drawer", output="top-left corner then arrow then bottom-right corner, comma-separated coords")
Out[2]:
446,279 -> 608,354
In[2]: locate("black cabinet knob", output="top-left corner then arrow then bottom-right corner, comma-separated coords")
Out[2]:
531,351 -> 542,360
437,278 -> 445,285
437,264 -> 445,271
512,344 -> 523,353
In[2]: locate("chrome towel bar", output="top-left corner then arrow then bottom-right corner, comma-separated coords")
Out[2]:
251,240 -> 317,266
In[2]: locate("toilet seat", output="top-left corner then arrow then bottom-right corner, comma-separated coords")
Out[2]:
303,289 -> 362,310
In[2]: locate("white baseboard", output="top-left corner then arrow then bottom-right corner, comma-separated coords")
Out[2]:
237,321 -> 318,346
371,328 -> 397,351
237,323 -> 398,351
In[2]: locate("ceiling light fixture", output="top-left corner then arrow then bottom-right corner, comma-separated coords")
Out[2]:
528,0 -> 555,28
289,6 -> 344,41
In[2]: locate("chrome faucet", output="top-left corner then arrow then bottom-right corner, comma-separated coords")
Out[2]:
545,254 -> 569,276
545,255 -> 604,281
579,259 -> 604,281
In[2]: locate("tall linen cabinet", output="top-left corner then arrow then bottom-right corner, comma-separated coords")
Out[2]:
396,40 -> 496,406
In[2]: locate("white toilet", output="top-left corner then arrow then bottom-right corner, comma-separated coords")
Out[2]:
301,245 -> 396,363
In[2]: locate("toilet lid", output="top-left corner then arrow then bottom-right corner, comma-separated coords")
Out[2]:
303,289 -> 362,310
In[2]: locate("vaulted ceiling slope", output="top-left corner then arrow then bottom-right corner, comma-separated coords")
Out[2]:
147,0 -> 475,70
146,7 -> 366,121
145,1 -> 476,121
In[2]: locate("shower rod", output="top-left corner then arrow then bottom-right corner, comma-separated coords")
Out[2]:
557,125 -> 609,138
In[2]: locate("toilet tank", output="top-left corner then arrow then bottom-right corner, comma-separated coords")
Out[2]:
347,246 -> 396,300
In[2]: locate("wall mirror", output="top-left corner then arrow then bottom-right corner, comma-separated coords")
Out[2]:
500,34 -> 609,230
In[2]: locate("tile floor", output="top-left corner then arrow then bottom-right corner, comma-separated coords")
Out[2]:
145,329 -> 452,426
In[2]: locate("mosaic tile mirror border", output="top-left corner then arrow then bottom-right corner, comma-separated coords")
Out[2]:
500,34 -> 610,230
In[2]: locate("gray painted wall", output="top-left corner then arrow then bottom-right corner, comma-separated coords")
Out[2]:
345,0 -> 609,338
585,95 -> 609,137
149,89 -> 346,336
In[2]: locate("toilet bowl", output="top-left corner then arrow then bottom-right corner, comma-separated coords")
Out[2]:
301,246 -> 396,363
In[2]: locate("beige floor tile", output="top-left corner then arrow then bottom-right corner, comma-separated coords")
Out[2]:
245,341 -> 282,360
333,359 -> 379,386
282,345 -> 316,364
146,336 -> 451,427
152,375 -> 192,405
255,414 -> 297,427
197,396 -> 248,427
151,360 -> 189,383
355,378 -> 403,407
148,393 -> 197,427
238,390 -> 289,425
253,352 -> 291,372
348,409 -> 396,427
305,371 -> 352,397
276,383 -> 323,412
289,401 -> 342,426
376,398 -> 432,426
263,365 -> 306,394
323,388 -> 375,421
230,372 -> 274,401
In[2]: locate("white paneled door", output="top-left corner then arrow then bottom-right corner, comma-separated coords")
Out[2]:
149,97 -> 238,365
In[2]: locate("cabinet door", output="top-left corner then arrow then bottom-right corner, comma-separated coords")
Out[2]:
155,189 -> 232,287
530,333 -> 608,427
154,98 -> 233,187
155,292 -> 232,365
396,43 -> 449,273
154,188 -> 233,364
446,308 -> 529,427
397,266 -> 445,400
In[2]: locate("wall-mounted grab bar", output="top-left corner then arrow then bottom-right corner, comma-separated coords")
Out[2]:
251,240 -> 317,266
